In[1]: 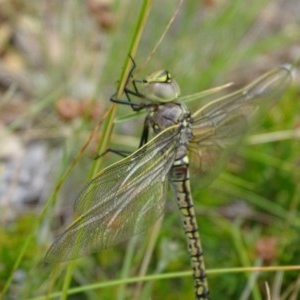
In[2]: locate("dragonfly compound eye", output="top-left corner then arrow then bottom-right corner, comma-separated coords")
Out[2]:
142,70 -> 181,103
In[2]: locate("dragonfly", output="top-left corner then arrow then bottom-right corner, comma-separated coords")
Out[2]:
45,63 -> 292,300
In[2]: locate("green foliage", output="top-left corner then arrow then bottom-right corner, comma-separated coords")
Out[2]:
1,0 -> 299,300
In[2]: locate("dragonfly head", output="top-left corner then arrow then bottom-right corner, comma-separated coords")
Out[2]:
136,70 -> 181,103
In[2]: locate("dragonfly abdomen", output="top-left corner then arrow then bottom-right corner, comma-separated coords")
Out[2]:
170,158 -> 209,299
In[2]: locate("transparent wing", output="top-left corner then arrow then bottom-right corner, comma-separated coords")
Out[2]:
45,126 -> 179,262
188,65 -> 292,188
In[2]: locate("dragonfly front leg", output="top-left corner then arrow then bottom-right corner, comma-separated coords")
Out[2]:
110,57 -> 149,111
170,162 -> 210,300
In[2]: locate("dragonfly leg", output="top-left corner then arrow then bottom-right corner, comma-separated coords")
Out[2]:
94,148 -> 132,160
110,91 -> 145,111
139,117 -> 150,147
110,56 -> 147,111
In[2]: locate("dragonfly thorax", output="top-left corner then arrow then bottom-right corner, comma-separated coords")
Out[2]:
147,102 -> 190,132
147,102 -> 193,161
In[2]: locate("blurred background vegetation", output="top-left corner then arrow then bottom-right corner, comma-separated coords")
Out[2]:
0,0 -> 299,299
